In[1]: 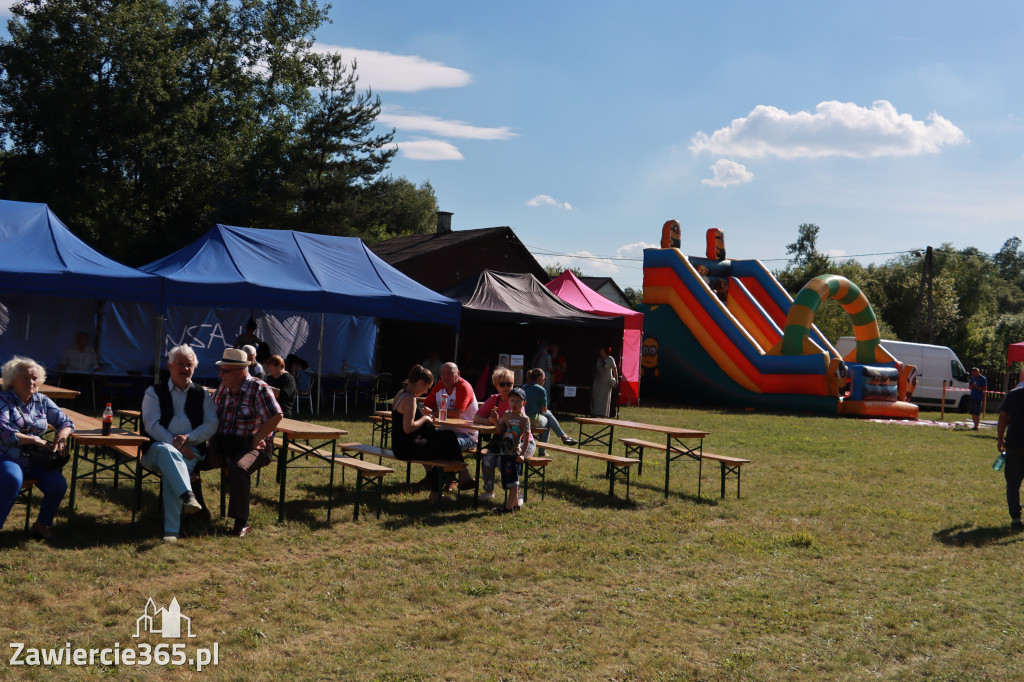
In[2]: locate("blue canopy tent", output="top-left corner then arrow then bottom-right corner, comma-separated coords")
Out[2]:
139,224 -> 462,405
0,200 -> 161,374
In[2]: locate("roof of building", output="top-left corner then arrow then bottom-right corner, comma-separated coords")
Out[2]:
369,226 -> 550,292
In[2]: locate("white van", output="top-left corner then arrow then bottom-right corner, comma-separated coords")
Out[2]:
835,337 -> 971,410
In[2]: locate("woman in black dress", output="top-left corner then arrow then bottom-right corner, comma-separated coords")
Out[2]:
392,365 -> 474,502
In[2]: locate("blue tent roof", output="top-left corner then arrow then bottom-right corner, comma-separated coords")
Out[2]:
141,224 -> 461,325
0,199 -> 160,302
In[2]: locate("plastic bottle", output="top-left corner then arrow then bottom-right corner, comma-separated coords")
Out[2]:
438,391 -> 448,422
102,403 -> 113,436
994,452 -> 1006,472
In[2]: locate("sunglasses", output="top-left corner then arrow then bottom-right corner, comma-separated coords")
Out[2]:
497,381 -> 513,388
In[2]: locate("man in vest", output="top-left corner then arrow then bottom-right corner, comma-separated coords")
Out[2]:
141,344 -> 218,542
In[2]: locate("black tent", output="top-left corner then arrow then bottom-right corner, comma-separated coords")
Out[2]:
444,271 -> 623,327
433,270 -> 624,413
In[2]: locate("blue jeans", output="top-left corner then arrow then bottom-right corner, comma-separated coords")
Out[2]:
0,459 -> 68,528
481,440 -> 536,491
453,431 -> 476,453
141,442 -> 202,535
499,455 -> 522,490
534,412 -> 567,441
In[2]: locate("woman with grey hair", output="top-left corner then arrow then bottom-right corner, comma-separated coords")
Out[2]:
0,356 -> 74,543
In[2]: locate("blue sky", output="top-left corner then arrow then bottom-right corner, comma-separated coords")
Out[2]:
6,1 -> 1024,289
310,1 -> 1024,289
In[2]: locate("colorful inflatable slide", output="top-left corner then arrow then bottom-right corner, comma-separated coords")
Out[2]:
639,228 -> 918,418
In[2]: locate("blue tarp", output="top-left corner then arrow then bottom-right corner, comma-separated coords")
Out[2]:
0,200 -> 160,302
141,224 -> 461,326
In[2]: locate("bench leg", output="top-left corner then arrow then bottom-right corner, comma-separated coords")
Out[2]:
326,456 -> 336,524
354,471 -> 363,521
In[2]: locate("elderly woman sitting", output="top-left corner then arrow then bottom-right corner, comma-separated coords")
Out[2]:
0,356 -> 74,543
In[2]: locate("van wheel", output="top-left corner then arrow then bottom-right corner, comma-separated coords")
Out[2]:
958,396 -> 970,413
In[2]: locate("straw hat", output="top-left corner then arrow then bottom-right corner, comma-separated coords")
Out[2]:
216,348 -> 250,366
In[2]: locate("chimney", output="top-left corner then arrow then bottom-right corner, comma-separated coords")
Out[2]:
436,211 -> 453,234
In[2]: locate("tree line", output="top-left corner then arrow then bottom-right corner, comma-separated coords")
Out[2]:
0,0 -> 438,266
774,223 -> 1024,371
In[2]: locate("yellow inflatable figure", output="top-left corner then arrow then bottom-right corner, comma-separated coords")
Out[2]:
641,337 -> 659,378
706,228 -> 726,260
661,220 -> 681,249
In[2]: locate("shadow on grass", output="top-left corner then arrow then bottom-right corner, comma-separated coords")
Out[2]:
274,479 -> 489,530
933,522 -> 1024,547
540,479 -> 639,510
626,477 -> 719,505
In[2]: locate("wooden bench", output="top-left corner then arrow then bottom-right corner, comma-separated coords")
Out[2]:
619,438 -> 751,499
339,442 -> 467,510
273,439 -> 394,521
116,409 -> 141,433
369,414 -> 392,449
529,441 -> 639,498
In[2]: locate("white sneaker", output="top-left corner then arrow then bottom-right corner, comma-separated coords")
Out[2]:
182,492 -> 203,515
518,496 -> 525,507
477,490 -> 494,502
163,533 -> 178,543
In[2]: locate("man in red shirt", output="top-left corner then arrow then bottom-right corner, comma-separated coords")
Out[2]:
422,362 -> 479,453
211,348 -> 283,537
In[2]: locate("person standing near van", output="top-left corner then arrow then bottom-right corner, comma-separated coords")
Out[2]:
969,368 -> 987,430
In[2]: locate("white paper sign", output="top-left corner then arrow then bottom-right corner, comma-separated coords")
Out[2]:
563,386 -> 577,397
510,354 -> 524,368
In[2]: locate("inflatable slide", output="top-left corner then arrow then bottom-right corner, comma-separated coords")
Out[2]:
639,226 -> 918,419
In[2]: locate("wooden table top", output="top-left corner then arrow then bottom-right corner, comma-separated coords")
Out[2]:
63,408 -> 149,446
276,418 -> 347,440
574,416 -> 710,439
0,382 -> 80,400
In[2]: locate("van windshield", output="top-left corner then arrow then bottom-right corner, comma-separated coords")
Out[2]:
951,360 -> 969,383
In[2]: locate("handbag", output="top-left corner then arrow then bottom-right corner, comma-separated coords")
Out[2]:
22,443 -> 69,471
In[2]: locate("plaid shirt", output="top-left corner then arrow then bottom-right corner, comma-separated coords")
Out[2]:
0,389 -> 75,468
213,375 -> 282,444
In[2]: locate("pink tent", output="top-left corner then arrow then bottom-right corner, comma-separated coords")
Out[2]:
546,271 -> 644,405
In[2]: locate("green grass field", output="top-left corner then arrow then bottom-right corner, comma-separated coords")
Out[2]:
1,405 -> 1019,680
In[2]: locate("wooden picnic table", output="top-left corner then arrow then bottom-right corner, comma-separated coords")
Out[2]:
574,416 -> 710,498
63,408 -> 150,524
274,417 -> 348,523
0,381 -> 80,401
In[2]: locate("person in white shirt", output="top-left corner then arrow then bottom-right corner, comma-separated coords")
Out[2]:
140,345 -> 218,542
58,332 -> 99,373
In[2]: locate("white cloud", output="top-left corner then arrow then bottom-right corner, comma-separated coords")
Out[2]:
312,44 -> 471,92
617,242 -> 659,259
828,249 -> 847,258
690,100 -> 966,159
527,195 -> 572,210
378,108 -> 516,140
0,1 -> 14,17
701,159 -> 754,187
388,139 -> 464,161
535,251 -> 617,275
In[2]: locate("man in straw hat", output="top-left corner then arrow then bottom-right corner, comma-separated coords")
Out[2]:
209,347 -> 282,537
